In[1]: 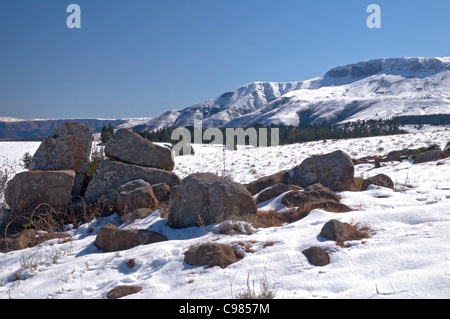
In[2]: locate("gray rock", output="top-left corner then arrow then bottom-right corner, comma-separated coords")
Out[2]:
94,223 -> 167,252
319,219 -> 362,243
151,183 -> 172,203
413,150 -> 448,164
444,142 -> 450,155
107,285 -> 142,299
245,170 -> 289,195
5,170 -> 75,216
84,160 -> 181,201
256,183 -> 302,204
184,243 -> 242,269
115,180 -> 159,216
130,208 -> 154,222
105,129 -> 175,171
361,174 -> 394,191
167,173 -> 257,228
302,246 -> 330,266
29,122 -> 93,174
286,150 -> 354,191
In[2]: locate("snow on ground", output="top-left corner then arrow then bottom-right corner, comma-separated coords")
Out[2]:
1,126 -> 450,299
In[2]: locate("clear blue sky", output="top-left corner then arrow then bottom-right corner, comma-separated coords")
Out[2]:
1,0 -> 450,120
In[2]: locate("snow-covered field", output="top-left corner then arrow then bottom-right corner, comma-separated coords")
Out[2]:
1,126 -> 450,299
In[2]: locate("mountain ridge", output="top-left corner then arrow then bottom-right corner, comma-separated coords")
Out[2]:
136,56 -> 450,131
2,56 -> 450,139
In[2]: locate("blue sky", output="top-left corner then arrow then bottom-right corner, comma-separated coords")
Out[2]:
1,0 -> 450,120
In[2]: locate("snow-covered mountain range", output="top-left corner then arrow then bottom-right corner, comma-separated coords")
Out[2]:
136,56 -> 450,131
2,56 -> 450,140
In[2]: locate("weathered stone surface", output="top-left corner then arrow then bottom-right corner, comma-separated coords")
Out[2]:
167,173 -> 257,228
413,150 -> 448,164
245,170 -> 289,195
286,150 -> 354,191
256,183 -> 303,204
302,246 -> 330,266
94,224 -> 167,252
107,285 -> 142,299
105,128 -> 175,171
114,179 -> 158,216
29,122 -> 93,174
151,183 -> 172,203
84,160 -> 181,201
361,174 -> 394,191
184,243 -> 242,269
5,170 -> 75,215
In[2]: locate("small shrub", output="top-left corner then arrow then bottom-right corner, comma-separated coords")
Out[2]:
87,146 -> 106,177
235,273 -> 276,299
20,152 -> 33,169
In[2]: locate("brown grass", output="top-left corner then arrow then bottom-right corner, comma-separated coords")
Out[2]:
336,220 -> 376,247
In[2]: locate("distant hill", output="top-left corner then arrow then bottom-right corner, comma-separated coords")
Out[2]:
0,119 -> 128,140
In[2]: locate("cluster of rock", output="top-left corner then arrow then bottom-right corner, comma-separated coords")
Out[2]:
10,123 -> 444,274
2,124 -> 179,235
5,123 -> 93,228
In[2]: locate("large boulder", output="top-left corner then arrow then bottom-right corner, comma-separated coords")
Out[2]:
167,173 -> 257,228
5,170 -> 75,216
29,122 -> 93,174
94,224 -> 167,252
105,129 -> 175,171
286,150 -> 354,191
84,160 -> 181,201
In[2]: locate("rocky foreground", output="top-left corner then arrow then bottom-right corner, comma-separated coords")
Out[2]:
1,123 -> 450,299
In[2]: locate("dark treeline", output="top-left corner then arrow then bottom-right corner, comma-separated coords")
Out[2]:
135,119 -> 405,146
393,114 -> 450,126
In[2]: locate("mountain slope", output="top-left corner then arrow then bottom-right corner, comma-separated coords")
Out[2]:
138,56 -> 450,131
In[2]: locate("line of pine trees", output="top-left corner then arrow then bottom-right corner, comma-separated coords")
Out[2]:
135,119 -> 406,146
